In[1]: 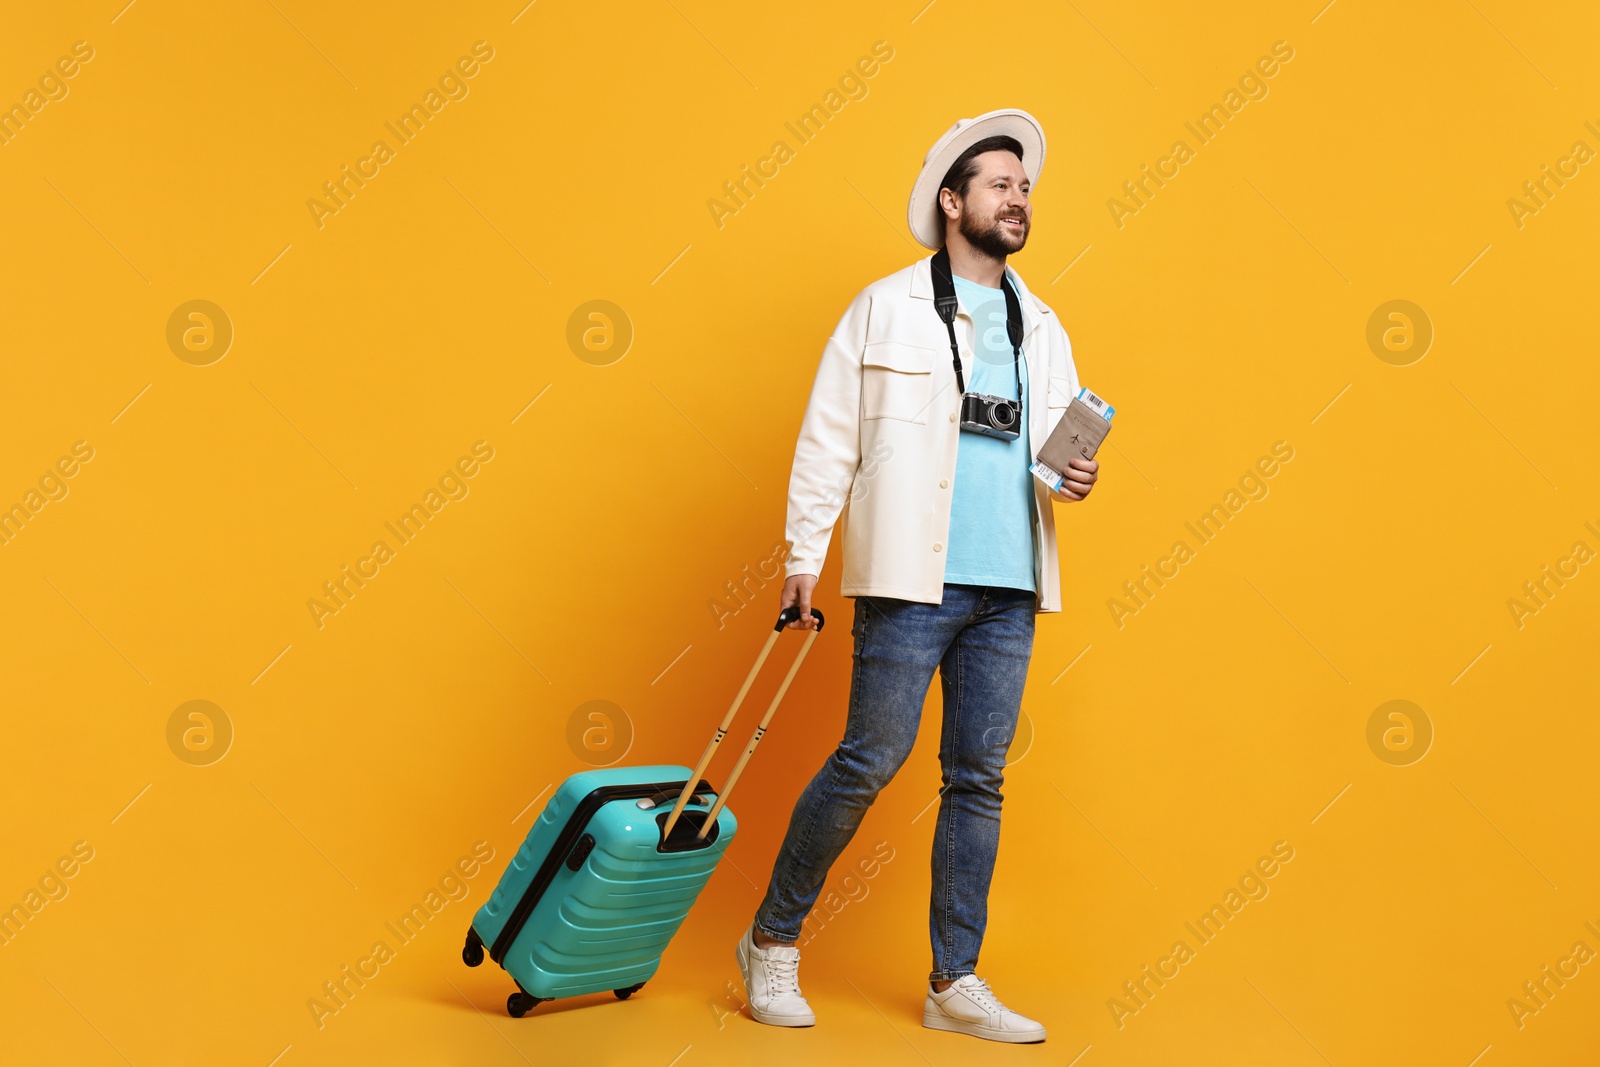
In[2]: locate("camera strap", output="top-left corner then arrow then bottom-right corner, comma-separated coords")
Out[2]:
928,245 -> 1024,404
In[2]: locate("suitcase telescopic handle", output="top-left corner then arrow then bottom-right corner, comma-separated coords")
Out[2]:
659,607 -> 825,842
773,605 -> 825,632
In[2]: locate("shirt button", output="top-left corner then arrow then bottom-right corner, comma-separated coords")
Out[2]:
939,479 -> 949,488
933,543 -> 943,552
949,412 -> 957,422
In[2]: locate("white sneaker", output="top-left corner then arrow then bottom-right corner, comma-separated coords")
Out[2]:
735,923 -> 815,1027
923,974 -> 1046,1043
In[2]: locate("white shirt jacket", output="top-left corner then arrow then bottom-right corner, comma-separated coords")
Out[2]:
783,253 -> 1082,614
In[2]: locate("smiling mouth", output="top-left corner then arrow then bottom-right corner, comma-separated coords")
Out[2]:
1000,217 -> 1025,227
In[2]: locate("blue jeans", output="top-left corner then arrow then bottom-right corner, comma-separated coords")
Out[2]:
752,584 -> 1036,982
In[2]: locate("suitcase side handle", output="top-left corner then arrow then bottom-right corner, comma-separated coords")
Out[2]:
659,607 -> 825,841
637,787 -> 712,810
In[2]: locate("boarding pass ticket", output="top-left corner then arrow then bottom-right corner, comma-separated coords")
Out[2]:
1075,387 -> 1115,422
1031,460 -> 1069,493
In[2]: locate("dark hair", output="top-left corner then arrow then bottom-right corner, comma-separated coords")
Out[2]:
937,134 -> 1025,200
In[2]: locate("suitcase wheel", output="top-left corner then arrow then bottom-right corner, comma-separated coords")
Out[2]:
462,928 -> 484,968
507,992 -> 546,1018
614,982 -> 645,1000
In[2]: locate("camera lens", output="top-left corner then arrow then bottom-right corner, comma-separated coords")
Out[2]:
992,402 -> 1017,429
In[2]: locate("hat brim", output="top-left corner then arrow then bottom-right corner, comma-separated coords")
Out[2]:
907,109 -> 1046,250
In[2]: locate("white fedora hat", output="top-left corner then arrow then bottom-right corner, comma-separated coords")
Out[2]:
906,108 -> 1046,250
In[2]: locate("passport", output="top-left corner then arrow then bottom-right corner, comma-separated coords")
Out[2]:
1031,387 -> 1113,493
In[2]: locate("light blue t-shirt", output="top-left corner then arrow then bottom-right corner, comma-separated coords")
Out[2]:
944,274 -> 1036,593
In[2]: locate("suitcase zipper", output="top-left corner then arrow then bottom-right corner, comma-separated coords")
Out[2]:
488,778 -> 714,965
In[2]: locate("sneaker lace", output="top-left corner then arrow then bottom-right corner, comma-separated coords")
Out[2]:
960,975 -> 1004,1015
767,953 -> 802,998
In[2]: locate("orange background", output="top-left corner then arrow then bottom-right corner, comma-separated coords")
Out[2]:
3,1 -> 1598,1064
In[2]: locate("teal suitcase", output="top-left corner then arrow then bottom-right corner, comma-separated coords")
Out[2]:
463,607 -> 825,1017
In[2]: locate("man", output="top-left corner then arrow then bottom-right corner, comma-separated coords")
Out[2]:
733,109 -> 1102,1045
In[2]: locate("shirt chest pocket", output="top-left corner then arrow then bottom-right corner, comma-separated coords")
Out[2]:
861,341 -> 937,425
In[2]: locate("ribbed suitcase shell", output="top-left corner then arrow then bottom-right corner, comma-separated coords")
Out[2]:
472,764 -> 736,999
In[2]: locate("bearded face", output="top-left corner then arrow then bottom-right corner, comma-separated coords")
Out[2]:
945,149 -> 1032,259
959,197 -> 1030,258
